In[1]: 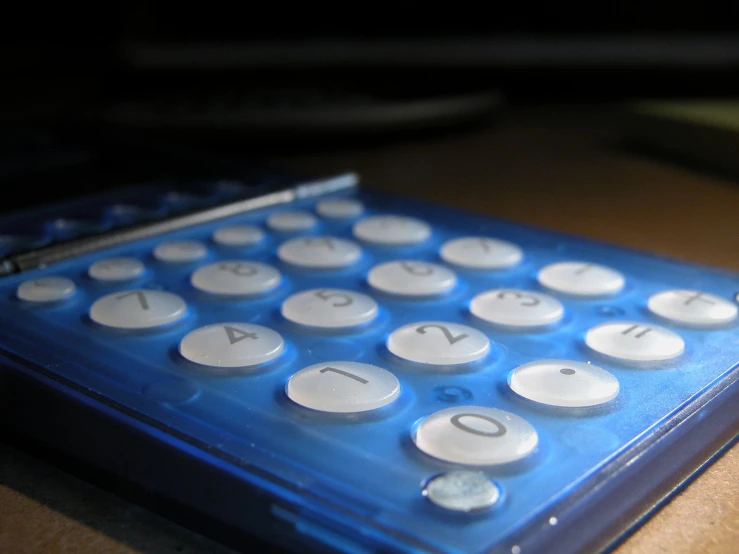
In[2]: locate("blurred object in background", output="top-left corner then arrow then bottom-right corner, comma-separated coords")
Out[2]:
1,3 -> 739,146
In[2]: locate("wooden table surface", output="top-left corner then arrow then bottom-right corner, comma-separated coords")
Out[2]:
1,108 -> 738,553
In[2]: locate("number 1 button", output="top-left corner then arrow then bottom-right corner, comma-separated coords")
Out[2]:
286,362 -> 400,413
387,321 -> 490,366
90,290 -> 187,329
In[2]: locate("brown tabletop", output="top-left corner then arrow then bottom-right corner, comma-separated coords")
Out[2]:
1,108 -> 738,553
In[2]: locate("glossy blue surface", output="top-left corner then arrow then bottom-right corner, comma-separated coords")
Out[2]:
0,184 -> 737,554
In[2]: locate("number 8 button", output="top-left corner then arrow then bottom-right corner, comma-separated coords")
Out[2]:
413,406 -> 538,465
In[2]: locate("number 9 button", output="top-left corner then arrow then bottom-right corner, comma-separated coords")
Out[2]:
387,321 -> 490,366
281,288 -> 379,329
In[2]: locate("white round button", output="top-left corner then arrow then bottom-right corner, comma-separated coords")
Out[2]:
90,290 -> 187,329
469,289 -> 564,328
179,322 -> 284,368
266,210 -> 317,232
422,471 -> 501,512
585,321 -> 685,362
88,257 -> 145,282
368,260 -> 456,297
353,215 -> 431,245
281,289 -> 378,329
413,406 -> 538,465
440,237 -> 523,270
212,225 -> 265,247
647,290 -> 738,328
508,359 -> 620,407
538,261 -> 625,297
191,261 -> 281,296
316,198 -> 364,219
286,362 -> 401,413
153,240 -> 207,263
277,236 -> 362,269
17,276 -> 76,303
387,321 -> 490,366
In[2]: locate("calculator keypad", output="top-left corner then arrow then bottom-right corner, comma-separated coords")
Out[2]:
190,261 -> 281,296
538,261 -> 625,297
286,362 -> 401,413
413,406 -> 539,465
89,290 -> 187,329
368,260 -> 456,296
281,288 -> 378,329
212,225 -> 265,247
277,236 -> 362,268
469,289 -> 564,328
387,321 -> 490,366
508,359 -> 620,407
647,290 -> 738,327
440,237 -> 523,270
179,323 -> 284,369
88,257 -> 145,282
585,321 -> 685,361
17,276 -> 76,303
154,240 -> 208,263
353,215 -> 431,245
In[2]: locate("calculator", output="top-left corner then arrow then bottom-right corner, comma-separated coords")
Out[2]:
0,170 -> 737,554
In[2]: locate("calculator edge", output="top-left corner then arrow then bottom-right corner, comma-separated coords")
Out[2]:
1,346 -> 737,554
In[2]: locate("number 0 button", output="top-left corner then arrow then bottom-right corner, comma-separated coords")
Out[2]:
387,322 -> 490,366
179,323 -> 284,368
413,406 -> 538,465
90,290 -> 187,329
286,362 -> 401,413
281,289 -> 378,328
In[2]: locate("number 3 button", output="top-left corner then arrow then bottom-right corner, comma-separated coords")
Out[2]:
387,321 -> 490,366
281,288 -> 379,329
470,288 -> 564,328
413,406 -> 538,465
286,362 -> 401,413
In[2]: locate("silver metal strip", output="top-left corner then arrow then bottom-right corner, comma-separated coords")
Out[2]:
0,172 -> 359,277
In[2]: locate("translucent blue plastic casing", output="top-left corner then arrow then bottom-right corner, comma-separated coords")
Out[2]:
0,178 -> 737,554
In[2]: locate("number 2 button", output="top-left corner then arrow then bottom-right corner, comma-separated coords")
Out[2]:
387,321 -> 490,366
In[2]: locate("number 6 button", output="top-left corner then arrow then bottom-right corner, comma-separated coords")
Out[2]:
368,260 -> 457,297
413,406 -> 538,465
387,321 -> 490,366
286,362 -> 401,413
281,289 -> 378,328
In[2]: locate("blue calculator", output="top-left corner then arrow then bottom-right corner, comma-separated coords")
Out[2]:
0,170 -> 737,554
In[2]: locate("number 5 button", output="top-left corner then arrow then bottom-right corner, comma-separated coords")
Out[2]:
387,322 -> 490,366
413,406 -> 538,465
286,362 -> 401,413
281,289 -> 378,329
